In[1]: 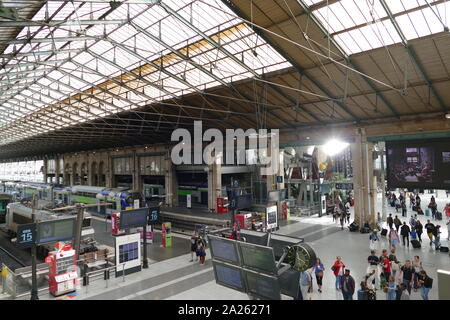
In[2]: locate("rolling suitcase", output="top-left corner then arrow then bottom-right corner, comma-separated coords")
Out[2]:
417,208 -> 424,215
381,229 -> 388,236
411,239 -> 421,248
436,211 -> 442,220
440,246 -> 449,253
412,206 -> 418,212
425,209 -> 430,216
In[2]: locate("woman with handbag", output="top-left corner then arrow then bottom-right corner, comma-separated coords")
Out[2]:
312,258 -> 325,293
332,256 -> 345,290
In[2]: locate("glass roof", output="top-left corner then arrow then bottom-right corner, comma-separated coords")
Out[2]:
0,0 -> 291,144
304,0 -> 450,55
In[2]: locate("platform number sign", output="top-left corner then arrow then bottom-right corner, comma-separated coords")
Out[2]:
17,223 -> 37,248
148,206 -> 159,225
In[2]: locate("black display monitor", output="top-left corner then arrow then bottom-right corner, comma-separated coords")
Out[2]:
238,229 -> 269,246
119,208 -> 149,229
267,190 -> 280,202
238,242 -> 277,275
208,235 -> 241,265
386,138 -> 450,189
212,261 -> 247,292
236,194 -> 252,210
244,269 -> 281,300
37,217 -> 76,245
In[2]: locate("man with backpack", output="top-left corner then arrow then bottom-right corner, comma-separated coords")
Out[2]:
387,214 -> 394,230
400,222 -> 411,247
394,216 -> 402,233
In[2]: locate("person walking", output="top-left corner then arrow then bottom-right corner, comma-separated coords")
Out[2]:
196,237 -> 207,265
412,255 -> 423,291
387,214 -> 394,230
429,199 -> 437,220
400,222 -> 411,247
400,260 -> 415,294
340,269 -> 355,300
417,270 -> 433,300
409,215 -> 416,231
367,250 -> 380,289
432,225 -> 441,250
401,201 -> 407,217
340,210 -> 346,230
394,216 -> 402,233
369,230 -> 380,252
332,256 -> 345,290
189,232 -> 198,262
388,249 -> 400,281
296,270 -> 312,300
397,283 -> 410,300
388,228 -> 399,250
415,220 -> 423,243
387,275 -> 397,300
424,220 -> 435,246
380,249 -> 391,282
312,258 -> 324,293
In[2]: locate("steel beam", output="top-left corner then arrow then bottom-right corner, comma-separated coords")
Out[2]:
0,20 -> 127,28
0,36 -> 97,46
295,0 -> 400,118
221,0 -> 359,121
0,48 -> 82,58
380,0 -> 448,111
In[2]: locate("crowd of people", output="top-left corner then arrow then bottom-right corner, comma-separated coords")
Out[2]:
296,190 -> 448,300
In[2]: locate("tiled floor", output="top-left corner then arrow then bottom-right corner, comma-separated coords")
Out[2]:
15,191 -> 450,300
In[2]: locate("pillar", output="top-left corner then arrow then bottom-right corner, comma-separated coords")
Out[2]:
207,152 -> 222,212
43,159 -> 49,183
352,128 -> 377,229
165,152 -> 178,207
132,153 -> 142,192
106,153 -> 113,188
379,143 -> 387,221
55,156 -> 61,185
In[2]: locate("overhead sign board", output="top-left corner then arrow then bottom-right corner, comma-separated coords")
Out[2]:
148,206 -> 159,225
119,207 -> 148,229
36,218 -> 76,245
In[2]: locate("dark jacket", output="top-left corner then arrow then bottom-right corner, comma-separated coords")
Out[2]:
400,224 -> 411,236
340,274 -> 355,295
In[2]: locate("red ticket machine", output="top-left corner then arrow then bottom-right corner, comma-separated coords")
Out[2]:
111,212 -> 125,235
235,212 -> 252,230
216,197 -> 229,213
46,242 -> 78,297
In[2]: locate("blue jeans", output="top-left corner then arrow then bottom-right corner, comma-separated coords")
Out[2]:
421,287 -> 430,300
342,291 -> 353,300
403,279 -> 412,294
336,275 -> 342,289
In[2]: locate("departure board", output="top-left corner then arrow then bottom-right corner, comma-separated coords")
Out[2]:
238,242 -> 277,275
37,218 -> 76,245
119,208 -> 148,229
245,269 -> 281,300
208,236 -> 240,265
213,261 -> 246,292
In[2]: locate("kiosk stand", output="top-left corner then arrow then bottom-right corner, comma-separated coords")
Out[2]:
46,242 -> 78,297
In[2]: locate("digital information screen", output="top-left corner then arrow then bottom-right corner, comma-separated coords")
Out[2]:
16,223 -> 36,248
119,208 -> 148,229
236,194 -> 252,210
208,236 -> 240,265
119,242 -> 139,263
238,242 -> 277,275
386,138 -> 450,189
37,218 -> 76,245
212,261 -> 246,292
148,206 -> 159,225
267,190 -> 280,202
245,269 -> 281,300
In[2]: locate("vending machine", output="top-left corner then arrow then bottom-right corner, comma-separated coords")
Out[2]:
111,212 -> 125,236
46,242 -> 78,297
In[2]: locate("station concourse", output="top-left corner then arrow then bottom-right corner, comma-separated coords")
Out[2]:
0,0 -> 449,302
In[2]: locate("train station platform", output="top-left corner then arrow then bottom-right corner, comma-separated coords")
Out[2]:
9,191 -> 450,300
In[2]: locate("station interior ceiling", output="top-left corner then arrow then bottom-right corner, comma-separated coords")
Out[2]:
0,0 -> 449,160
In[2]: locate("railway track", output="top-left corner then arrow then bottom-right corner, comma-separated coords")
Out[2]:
0,245 -> 26,272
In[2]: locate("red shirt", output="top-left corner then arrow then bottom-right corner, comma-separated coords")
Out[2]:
382,257 -> 391,273
333,260 -> 345,276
